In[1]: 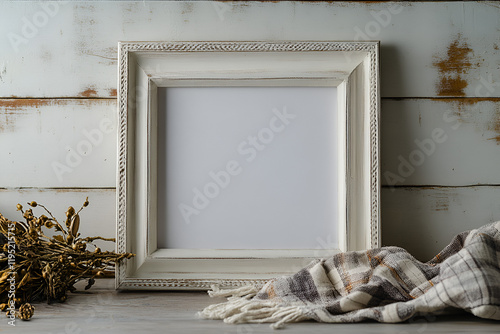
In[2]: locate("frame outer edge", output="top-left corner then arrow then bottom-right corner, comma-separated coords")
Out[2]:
370,43 -> 381,249
116,42 -> 129,288
116,41 -> 381,289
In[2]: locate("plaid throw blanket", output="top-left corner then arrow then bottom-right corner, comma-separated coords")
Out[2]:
199,222 -> 500,329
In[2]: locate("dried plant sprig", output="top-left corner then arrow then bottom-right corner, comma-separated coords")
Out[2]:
0,198 -> 134,320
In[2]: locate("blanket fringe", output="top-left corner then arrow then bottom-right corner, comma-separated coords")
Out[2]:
199,285 -> 308,330
207,284 -> 258,298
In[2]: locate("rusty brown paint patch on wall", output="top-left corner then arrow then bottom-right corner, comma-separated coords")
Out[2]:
437,77 -> 468,97
109,89 -> 117,97
0,99 -> 98,110
79,87 -> 98,98
0,99 -> 115,132
0,99 -> 113,110
433,36 -> 475,97
489,135 -> 500,143
431,98 -> 500,144
431,97 -> 500,109
430,190 -> 456,212
0,100 -> 44,132
0,99 -> 55,110
433,198 -> 449,212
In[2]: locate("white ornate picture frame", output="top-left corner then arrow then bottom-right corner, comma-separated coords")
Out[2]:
116,41 -> 380,290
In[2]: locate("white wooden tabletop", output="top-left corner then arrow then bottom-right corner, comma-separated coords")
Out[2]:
7,278 -> 499,334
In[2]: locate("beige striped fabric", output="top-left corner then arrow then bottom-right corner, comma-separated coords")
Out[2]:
200,222 -> 500,329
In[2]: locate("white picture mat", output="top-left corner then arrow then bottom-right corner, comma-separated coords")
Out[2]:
157,87 -> 339,249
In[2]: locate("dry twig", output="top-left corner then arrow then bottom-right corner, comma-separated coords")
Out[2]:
0,197 -> 134,320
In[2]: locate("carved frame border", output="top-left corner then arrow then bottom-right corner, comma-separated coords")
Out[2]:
116,41 -> 380,289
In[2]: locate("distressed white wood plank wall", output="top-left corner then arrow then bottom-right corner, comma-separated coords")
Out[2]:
0,1 -> 499,260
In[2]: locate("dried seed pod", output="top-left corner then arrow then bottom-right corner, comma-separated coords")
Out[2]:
69,214 -> 80,237
23,209 -> 33,220
78,242 -> 86,251
39,215 -> 49,226
29,201 -> 37,207
17,303 -> 35,320
66,206 -> 75,217
16,204 -> 23,211
83,197 -> 89,207
65,206 -> 75,228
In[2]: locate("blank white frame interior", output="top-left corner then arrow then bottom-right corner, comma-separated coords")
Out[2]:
156,86 -> 339,250
116,41 -> 380,290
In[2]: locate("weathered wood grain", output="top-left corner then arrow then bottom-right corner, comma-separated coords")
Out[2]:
0,99 -> 116,188
0,188 -> 116,251
2,98 -> 499,188
1,186 -> 499,263
0,1 -> 498,98
381,98 -> 500,186
382,185 -> 500,261
11,278 -> 500,333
